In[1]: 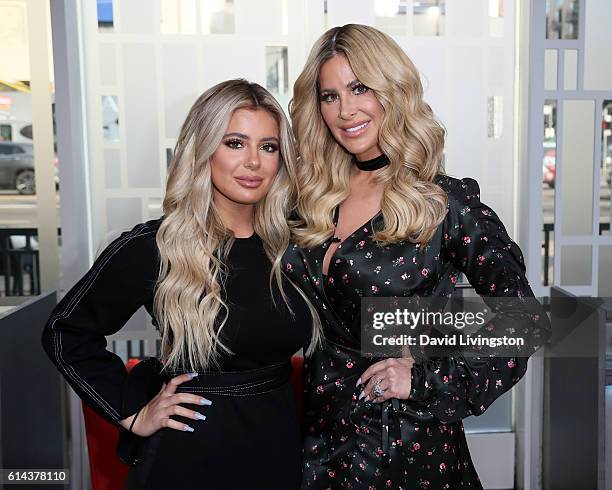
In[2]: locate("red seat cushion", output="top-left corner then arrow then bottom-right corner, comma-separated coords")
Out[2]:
82,359 -> 142,490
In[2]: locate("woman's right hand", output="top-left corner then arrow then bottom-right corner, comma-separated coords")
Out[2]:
119,373 -> 212,437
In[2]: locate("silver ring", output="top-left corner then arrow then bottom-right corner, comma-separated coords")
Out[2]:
373,381 -> 385,398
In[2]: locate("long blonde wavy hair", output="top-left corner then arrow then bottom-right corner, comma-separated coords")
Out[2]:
290,24 -> 448,247
155,79 -> 320,372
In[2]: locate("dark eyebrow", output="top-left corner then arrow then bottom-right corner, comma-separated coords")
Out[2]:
319,79 -> 362,93
224,132 -> 249,139
223,132 -> 279,144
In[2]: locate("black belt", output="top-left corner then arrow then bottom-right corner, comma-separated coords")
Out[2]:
163,361 -> 292,397
118,360 -> 292,466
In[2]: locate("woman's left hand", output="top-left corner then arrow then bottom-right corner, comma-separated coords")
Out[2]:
357,357 -> 415,403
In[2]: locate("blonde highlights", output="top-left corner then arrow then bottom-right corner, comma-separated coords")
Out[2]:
290,24 -> 448,247
155,79 -> 320,372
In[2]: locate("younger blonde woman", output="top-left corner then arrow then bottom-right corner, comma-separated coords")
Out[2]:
42,79 -> 319,490
284,24 -> 550,489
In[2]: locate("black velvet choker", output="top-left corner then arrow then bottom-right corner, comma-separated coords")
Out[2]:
353,153 -> 390,171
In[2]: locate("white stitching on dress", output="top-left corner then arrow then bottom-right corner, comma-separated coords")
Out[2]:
49,224 -> 156,421
175,377 -> 284,392
175,387 -> 286,397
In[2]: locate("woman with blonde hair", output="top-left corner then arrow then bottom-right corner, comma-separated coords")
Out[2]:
42,79 -> 319,489
284,24 -> 550,488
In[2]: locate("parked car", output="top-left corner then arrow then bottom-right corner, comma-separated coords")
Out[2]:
0,142 -> 59,194
543,140 -> 556,188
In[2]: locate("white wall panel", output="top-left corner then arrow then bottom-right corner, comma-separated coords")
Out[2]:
99,43 -> 117,86
106,197 -> 142,231
235,0 -> 284,36
544,49 -> 558,91
560,245 -> 592,286
560,99 -> 594,236
200,39 -> 265,88
119,0 -> 157,35
103,148 -> 121,188
446,46 -> 485,182
327,0 -> 375,28
122,43 -> 161,188
448,0 -> 484,37
584,0 -> 612,90
162,43 -> 199,139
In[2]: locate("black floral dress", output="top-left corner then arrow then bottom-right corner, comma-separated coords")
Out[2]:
283,175 -> 550,490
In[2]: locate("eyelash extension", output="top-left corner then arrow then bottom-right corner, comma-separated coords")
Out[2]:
261,143 -> 279,152
350,82 -> 369,95
319,83 -> 368,103
319,92 -> 337,103
224,138 -> 244,148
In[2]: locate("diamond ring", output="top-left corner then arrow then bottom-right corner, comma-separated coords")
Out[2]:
373,381 -> 385,398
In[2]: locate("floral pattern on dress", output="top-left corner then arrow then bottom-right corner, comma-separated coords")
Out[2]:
283,175 -> 551,489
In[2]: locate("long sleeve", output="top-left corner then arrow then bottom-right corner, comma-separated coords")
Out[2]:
408,177 -> 551,423
41,221 -> 161,431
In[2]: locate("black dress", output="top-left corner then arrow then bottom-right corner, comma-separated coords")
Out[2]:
41,218 -> 312,490
282,176 -> 551,489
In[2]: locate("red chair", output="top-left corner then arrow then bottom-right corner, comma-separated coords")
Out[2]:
82,358 -> 140,490
83,356 -> 305,490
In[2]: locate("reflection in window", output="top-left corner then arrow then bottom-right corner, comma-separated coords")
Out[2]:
323,0 -> 328,29
0,124 -> 13,141
202,0 -> 235,35
266,46 -> 288,96
375,0 -> 408,36
488,0 -> 504,37
601,100 -> 612,235
97,0 -> 114,31
542,101 -> 558,287
545,0 -> 579,40
414,0 -> 445,37
160,0 -> 196,35
542,100 -> 556,286
487,96 -> 503,139
101,96 -> 119,142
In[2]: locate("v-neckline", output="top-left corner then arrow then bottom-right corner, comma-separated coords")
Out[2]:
322,205 -> 382,277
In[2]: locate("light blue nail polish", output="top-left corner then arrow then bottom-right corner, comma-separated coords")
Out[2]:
200,397 -> 212,406
358,391 -> 365,400
195,413 -> 207,421
188,372 -> 199,378
183,425 -> 194,432
356,377 -> 362,387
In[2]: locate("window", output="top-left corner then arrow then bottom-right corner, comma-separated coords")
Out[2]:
97,0 -> 114,30
546,0 -> 579,40
0,124 -> 12,141
265,46 -> 289,96
201,0 -> 235,35
414,0 -> 446,36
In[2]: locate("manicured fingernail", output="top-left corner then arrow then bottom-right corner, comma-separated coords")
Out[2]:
364,395 -> 370,402
195,412 -> 206,421
356,378 -> 362,387
183,425 -> 194,432
358,391 -> 365,400
188,372 -> 199,378
200,398 -> 212,406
